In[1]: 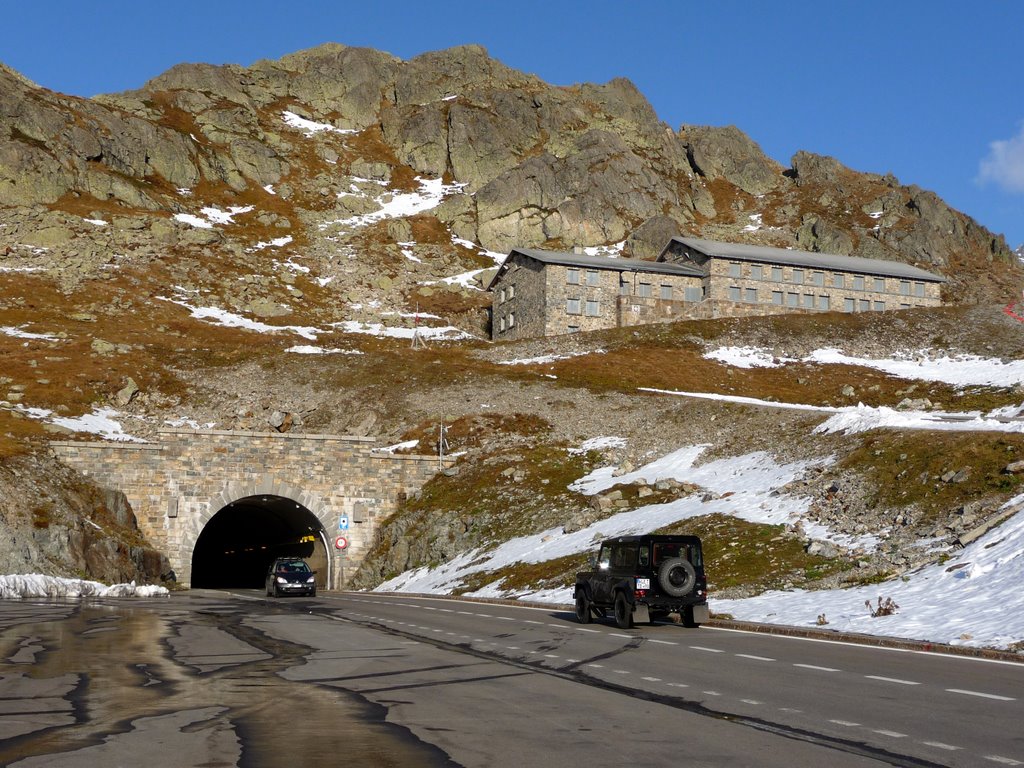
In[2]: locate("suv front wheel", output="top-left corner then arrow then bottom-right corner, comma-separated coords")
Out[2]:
574,592 -> 592,624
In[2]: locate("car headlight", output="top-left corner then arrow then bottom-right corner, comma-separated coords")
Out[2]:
306,576 -> 315,583
276,576 -> 288,584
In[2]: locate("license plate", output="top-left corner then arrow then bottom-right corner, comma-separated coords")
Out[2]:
636,578 -> 651,590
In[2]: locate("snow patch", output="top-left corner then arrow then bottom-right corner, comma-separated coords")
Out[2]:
0,574 -> 168,599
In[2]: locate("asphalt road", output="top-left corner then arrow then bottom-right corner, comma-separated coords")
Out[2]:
1,591 -> 1021,767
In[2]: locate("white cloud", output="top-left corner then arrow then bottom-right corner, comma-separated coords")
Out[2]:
977,121 -> 1024,192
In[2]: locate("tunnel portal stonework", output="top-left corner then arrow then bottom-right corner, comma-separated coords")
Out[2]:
52,429 -> 444,589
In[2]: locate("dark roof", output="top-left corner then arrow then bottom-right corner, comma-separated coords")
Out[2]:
487,247 -> 704,291
664,236 -> 945,283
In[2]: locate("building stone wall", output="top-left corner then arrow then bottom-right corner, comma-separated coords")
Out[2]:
491,254 -> 547,341
52,429 -> 444,589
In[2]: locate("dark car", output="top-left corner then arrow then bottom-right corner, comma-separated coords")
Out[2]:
265,558 -> 317,597
574,535 -> 708,628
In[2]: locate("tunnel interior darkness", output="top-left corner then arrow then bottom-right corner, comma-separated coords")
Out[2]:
191,495 -> 328,589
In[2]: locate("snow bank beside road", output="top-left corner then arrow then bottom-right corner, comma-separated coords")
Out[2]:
0,574 -> 168,599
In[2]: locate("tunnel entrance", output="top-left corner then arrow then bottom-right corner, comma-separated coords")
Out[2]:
190,495 -> 328,589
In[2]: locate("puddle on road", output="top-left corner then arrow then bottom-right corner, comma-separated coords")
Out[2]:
0,602 -> 455,767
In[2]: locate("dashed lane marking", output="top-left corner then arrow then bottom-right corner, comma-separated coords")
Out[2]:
647,639 -> 677,645
613,670 -> 630,675
666,682 -> 688,689
691,646 -> 724,653
921,742 -> 961,751
740,699 -> 762,706
984,757 -> 1023,766
793,663 -> 840,672
829,720 -> 861,727
703,690 -> 722,696
735,653 -> 775,662
641,677 -> 661,682
586,664 -> 604,669
872,730 -> 907,739
610,633 -> 632,639
865,675 -> 920,686
947,688 -> 1016,701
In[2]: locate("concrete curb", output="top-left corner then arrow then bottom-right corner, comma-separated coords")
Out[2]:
351,591 -> 1024,664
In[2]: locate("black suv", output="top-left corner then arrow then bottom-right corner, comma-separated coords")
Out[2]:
574,535 -> 708,629
265,558 -> 317,597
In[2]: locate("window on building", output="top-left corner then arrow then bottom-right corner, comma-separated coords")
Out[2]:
729,262 -> 741,278
745,287 -> 758,303
586,270 -> 600,286
859,298 -> 871,312
508,312 -> 515,327
853,275 -> 865,290
771,290 -> 783,305
660,284 -> 673,300
792,269 -> 804,284
567,268 -> 580,285
729,286 -> 742,302
834,273 -> 845,288
817,295 -> 830,310
812,271 -> 824,287
787,292 -> 799,307
619,277 -> 630,295
844,297 -> 856,312
499,316 -> 506,332
508,284 -> 515,299
638,282 -> 652,298
873,301 -> 885,311
914,282 -> 925,297
499,288 -> 506,303
684,286 -> 703,302
566,298 -> 581,315
900,281 -> 910,296
772,266 -> 783,282
750,265 -> 763,280
874,277 -> 886,292
585,299 -> 600,317
802,293 -> 814,308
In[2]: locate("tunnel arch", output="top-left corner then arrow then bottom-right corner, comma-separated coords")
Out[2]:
189,492 -> 330,590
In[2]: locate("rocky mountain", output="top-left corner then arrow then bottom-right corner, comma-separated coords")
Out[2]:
1,43 -> 1022,589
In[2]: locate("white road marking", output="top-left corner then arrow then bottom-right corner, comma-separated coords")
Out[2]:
567,658 -> 581,663
865,675 -> 920,686
703,690 -> 722,696
438,608 -> 454,613
648,639 -> 677,646
829,720 -> 860,727
666,682 -> 689,689
735,654 -> 775,662
524,620 -> 544,625
984,756 -> 1023,766
457,611 -> 475,615
544,654 -> 560,659
691,646 -> 724,653
610,633 -> 632,639
506,646 -> 519,650
740,699 -> 762,705
793,663 -> 840,672
613,669 -> 630,675
779,707 -> 802,713
475,613 -> 492,618
872,730 -> 907,738
587,664 -> 604,669
574,627 -> 599,633
947,688 -> 1016,701
641,677 -> 661,682
922,741 -> 961,751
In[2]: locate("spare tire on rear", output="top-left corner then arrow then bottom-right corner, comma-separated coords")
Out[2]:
657,557 -> 696,597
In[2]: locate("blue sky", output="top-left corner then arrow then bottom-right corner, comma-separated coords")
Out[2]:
5,1 -> 1023,247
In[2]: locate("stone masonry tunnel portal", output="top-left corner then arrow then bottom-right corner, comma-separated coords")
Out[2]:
190,495 -> 328,589
51,429 -> 447,589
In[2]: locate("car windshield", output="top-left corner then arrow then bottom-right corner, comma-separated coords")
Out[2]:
276,561 -> 310,573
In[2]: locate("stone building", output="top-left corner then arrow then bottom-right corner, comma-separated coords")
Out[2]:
658,236 -> 944,318
488,238 -> 944,340
488,247 -> 706,341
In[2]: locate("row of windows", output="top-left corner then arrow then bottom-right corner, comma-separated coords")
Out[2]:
498,284 -> 516,303
567,268 -> 601,286
566,298 -> 601,317
497,312 -> 516,332
726,262 -> 928,296
728,286 -> 916,312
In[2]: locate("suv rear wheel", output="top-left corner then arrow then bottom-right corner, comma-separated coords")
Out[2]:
614,592 -> 633,629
